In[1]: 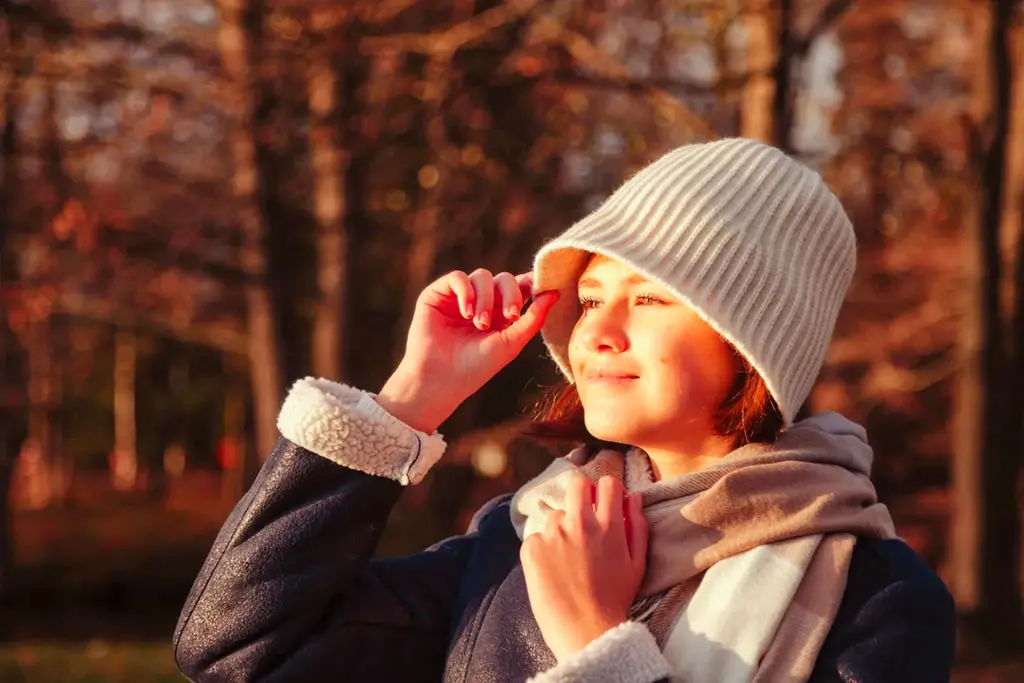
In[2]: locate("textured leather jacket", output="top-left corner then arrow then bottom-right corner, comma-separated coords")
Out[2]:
174,381 -> 955,683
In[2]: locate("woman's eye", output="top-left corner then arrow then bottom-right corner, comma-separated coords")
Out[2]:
579,294 -> 663,310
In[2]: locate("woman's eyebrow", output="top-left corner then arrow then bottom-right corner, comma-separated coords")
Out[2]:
577,274 -> 649,289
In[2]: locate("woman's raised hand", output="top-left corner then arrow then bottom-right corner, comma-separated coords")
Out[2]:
376,268 -> 559,433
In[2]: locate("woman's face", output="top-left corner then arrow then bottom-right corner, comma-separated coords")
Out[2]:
567,255 -> 737,448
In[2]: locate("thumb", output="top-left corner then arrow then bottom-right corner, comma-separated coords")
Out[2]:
501,290 -> 560,351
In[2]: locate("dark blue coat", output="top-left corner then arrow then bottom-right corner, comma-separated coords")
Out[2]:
173,439 -> 956,682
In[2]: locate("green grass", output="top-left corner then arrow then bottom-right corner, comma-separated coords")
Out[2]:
0,642 -> 184,683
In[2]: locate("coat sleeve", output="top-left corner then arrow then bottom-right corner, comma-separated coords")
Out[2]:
526,622 -> 672,683
810,567 -> 956,683
173,377 -> 487,683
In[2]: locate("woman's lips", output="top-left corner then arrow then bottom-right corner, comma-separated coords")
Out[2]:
584,373 -> 639,385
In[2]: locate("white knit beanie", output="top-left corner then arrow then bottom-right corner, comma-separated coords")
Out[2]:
532,137 -> 856,427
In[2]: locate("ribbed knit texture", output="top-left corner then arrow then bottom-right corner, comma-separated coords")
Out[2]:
533,137 -> 856,426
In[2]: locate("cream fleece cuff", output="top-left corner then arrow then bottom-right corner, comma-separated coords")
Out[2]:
276,377 -> 447,485
527,622 -> 672,683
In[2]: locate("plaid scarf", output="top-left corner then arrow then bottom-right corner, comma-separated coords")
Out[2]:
511,413 -> 895,683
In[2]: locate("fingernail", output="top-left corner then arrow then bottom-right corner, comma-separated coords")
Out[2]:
505,306 -> 519,320
464,301 -> 475,318
477,311 -> 490,328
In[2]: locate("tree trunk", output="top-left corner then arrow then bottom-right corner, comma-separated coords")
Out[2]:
156,354 -> 188,501
0,296 -> 8,596
393,54 -> 452,365
989,0 -> 1024,648
308,8 -> 349,381
0,180 -> 10,595
15,35 -> 69,507
48,342 -> 67,506
770,0 -> 793,152
952,0 -> 995,616
952,195 -> 984,615
218,0 -> 283,460
952,0 -> 1023,653
0,5 -> 16,593
24,322 -> 55,507
748,0 -> 844,152
111,327 -> 137,491
1004,22 -> 1024,247
740,1 -> 776,143
221,365 -> 246,503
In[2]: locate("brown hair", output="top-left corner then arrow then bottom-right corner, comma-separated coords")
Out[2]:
526,345 -> 784,451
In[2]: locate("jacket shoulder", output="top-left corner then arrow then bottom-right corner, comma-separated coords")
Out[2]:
811,537 -> 956,683
468,492 -> 514,532
847,536 -> 951,600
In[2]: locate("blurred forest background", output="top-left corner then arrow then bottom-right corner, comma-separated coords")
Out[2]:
0,0 -> 1023,680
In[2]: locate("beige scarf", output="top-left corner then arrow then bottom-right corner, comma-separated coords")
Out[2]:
511,413 -> 896,683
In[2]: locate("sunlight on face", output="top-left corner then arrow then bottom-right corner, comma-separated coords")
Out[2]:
567,255 -> 737,448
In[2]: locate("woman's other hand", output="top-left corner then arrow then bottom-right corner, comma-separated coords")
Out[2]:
521,475 -> 649,662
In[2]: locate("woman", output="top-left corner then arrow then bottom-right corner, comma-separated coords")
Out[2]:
174,138 -> 955,682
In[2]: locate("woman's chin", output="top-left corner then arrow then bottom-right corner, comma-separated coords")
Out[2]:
583,414 -> 640,445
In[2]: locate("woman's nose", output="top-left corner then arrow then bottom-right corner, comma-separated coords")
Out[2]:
576,308 -> 628,353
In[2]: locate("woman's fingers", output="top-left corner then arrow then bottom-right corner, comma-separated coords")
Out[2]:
564,474 -> 595,528
434,269 -> 533,330
541,509 -> 566,539
625,493 -> 649,579
420,268 -> 535,327
494,271 -> 523,321
499,290 -> 559,351
468,269 -> 496,329
595,476 -> 625,534
448,270 -> 475,318
516,271 -> 534,300
420,270 -> 475,318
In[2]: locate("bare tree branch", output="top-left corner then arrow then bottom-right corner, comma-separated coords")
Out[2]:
87,231 -> 251,287
54,290 -> 248,355
5,8 -> 221,73
360,0 -> 540,55
76,20 -> 221,72
355,0 -> 421,25
549,68 -> 761,98
541,21 -> 717,140
359,0 -> 715,139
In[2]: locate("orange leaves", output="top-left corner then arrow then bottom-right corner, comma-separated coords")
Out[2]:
267,11 -> 303,43
51,193 -> 129,253
512,54 -> 547,78
142,94 -> 172,137
51,199 -> 99,251
51,200 -> 88,242
4,284 -> 57,334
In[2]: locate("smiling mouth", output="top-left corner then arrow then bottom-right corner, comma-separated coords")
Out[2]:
586,374 -> 638,382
